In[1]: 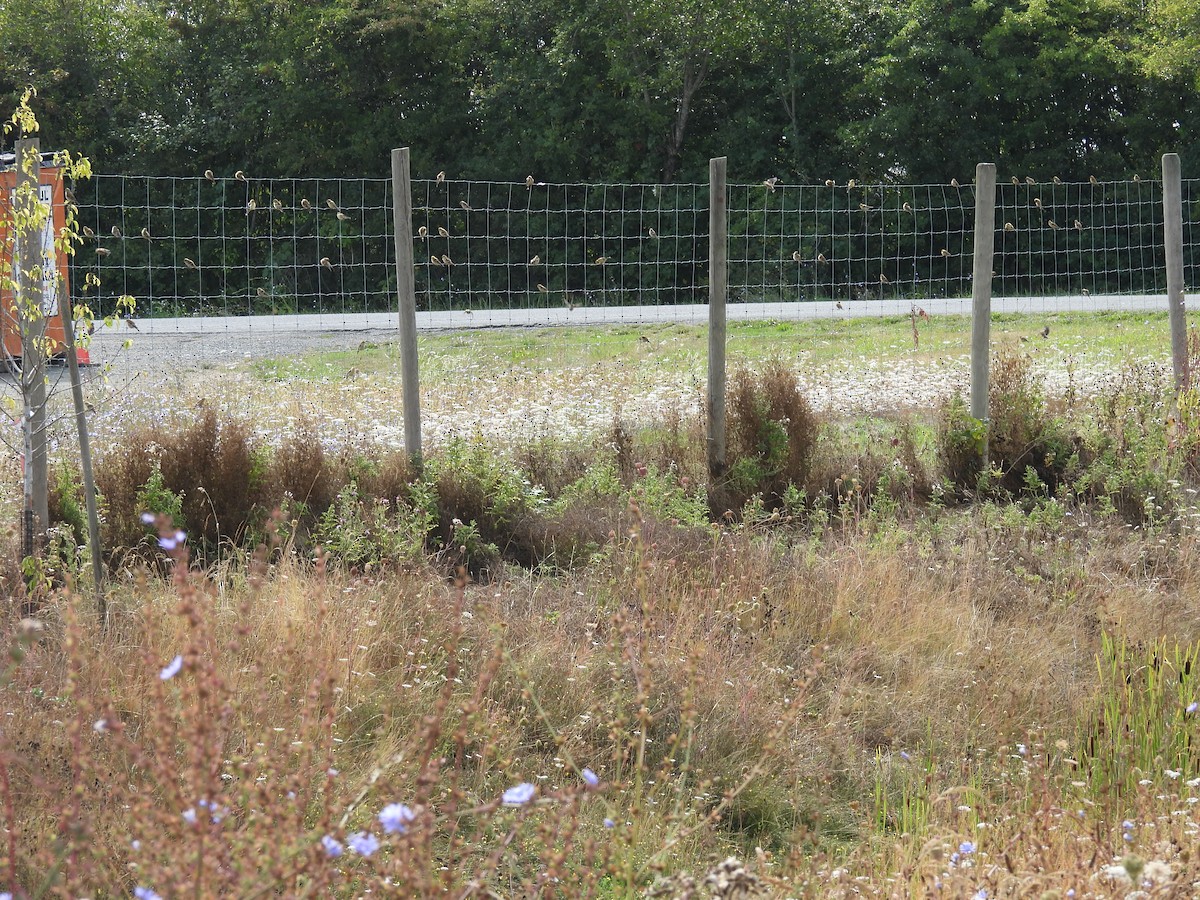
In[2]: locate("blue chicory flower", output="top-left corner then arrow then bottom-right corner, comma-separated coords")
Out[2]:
159,654 -> 183,681
502,782 -> 536,806
581,768 -> 599,787
347,831 -> 379,857
379,802 -> 416,834
321,834 -> 343,857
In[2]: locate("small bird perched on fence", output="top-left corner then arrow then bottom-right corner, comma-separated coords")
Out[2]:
235,170 -> 247,182
526,175 -> 535,189
111,225 -> 122,238
320,257 -> 332,269
763,177 -> 779,192
204,169 -> 215,182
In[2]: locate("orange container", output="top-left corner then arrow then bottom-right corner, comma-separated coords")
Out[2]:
0,153 -> 71,363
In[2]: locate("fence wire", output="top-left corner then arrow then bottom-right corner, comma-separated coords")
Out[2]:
69,173 -> 1199,333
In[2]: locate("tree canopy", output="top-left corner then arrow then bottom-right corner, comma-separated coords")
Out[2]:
1,0 -> 1195,182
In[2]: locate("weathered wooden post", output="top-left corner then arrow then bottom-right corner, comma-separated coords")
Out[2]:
1162,153 -> 1188,390
15,139 -> 49,550
970,163 -> 997,458
707,157 -> 728,479
391,147 -> 422,471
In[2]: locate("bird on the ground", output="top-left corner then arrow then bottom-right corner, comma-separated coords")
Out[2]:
125,316 -> 139,331
1041,325 -> 1050,338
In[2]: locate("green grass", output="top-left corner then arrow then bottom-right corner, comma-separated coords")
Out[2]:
242,311 -> 1175,386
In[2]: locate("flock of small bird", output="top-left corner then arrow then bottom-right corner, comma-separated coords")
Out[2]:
78,169 -> 1112,320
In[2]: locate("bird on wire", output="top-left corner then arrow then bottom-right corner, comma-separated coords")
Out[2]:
95,247 -> 110,257
418,225 -> 428,237
459,200 -> 472,211
301,199 -> 312,210
436,171 -> 446,184
763,177 -> 779,192
438,226 -> 450,238
950,178 -> 960,188
529,255 -> 540,265
648,227 -> 657,238
235,170 -> 247,182
320,257 -> 332,269
526,175 -> 535,188
326,199 -> 338,210
82,226 -> 95,239
111,225 -> 122,238
336,211 -> 350,221
184,258 -> 197,269
273,199 -> 284,211
792,250 -> 803,262
1025,176 -> 1036,185
141,227 -> 152,241
204,169 -> 215,182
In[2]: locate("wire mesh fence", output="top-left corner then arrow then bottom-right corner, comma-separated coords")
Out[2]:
68,172 -> 1199,335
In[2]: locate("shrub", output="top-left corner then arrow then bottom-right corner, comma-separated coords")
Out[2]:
937,395 -> 986,495
713,363 -> 819,517
987,348 -> 1076,496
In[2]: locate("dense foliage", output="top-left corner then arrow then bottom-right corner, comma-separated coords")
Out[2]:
1,0 -> 1196,182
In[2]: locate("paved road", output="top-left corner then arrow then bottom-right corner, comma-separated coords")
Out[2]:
84,293 -> 1174,371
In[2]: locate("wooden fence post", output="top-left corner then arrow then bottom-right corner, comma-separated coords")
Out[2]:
707,157 -> 728,479
15,139 -> 48,546
1162,153 -> 1188,390
970,163 -> 997,449
391,147 -> 422,470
